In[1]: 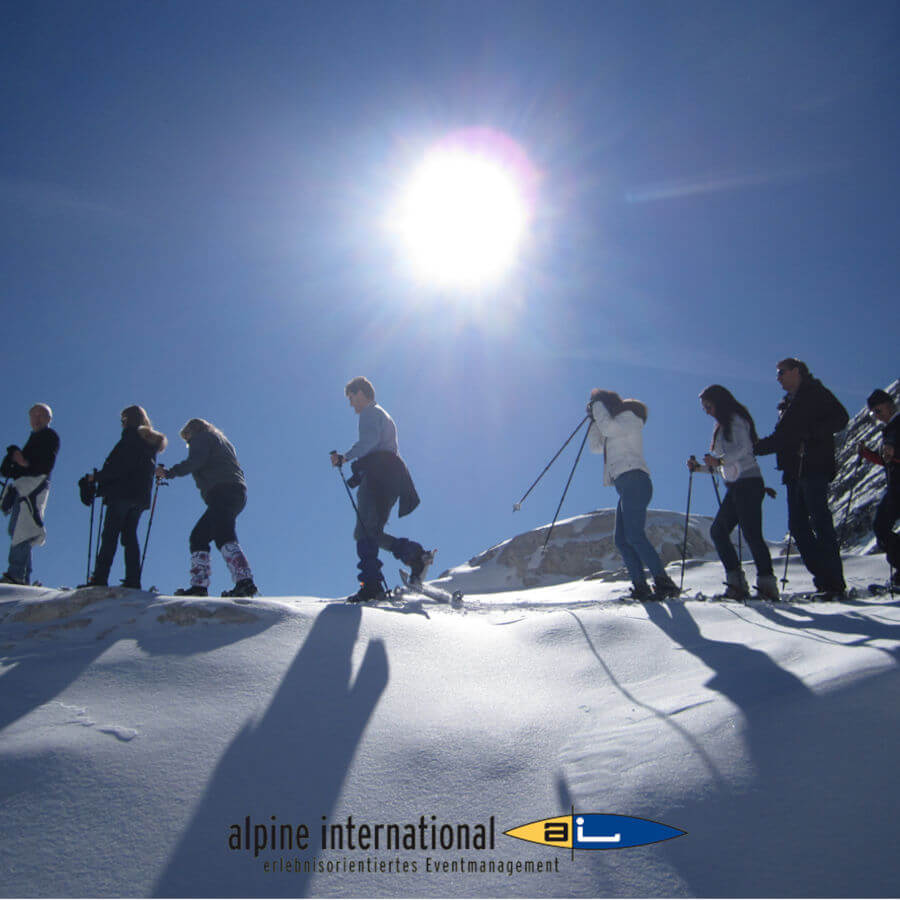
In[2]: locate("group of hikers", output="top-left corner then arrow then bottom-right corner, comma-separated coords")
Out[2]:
1,360 -> 898,603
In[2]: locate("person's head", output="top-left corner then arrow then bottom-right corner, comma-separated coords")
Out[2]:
120,405 -> 151,430
179,418 -> 219,443
699,384 -> 757,443
775,358 -> 809,394
345,376 -> 375,414
29,403 -> 52,431
867,389 -> 896,424
589,389 -> 647,422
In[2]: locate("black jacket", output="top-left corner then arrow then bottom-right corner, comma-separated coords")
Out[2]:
96,427 -> 163,509
350,450 -> 420,521
755,377 -> 849,482
0,427 -> 60,479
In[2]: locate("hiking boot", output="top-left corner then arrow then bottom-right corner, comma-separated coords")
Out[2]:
723,569 -> 750,600
222,578 -> 258,599
755,574 -> 780,601
629,582 -> 655,601
77,578 -> 108,589
409,548 -> 435,583
174,585 -> 208,597
346,581 -> 382,603
654,573 -> 681,599
1,572 -> 25,585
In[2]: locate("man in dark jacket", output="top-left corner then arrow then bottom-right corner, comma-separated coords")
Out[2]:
755,359 -> 849,596
1,403 -> 60,585
859,389 -> 900,587
330,376 -> 430,602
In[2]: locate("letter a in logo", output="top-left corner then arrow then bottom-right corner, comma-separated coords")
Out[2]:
505,813 -> 685,851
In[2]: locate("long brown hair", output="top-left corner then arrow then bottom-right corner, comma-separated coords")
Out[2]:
699,384 -> 757,447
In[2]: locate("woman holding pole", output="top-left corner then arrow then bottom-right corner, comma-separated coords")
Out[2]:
588,389 -> 679,600
689,385 -> 778,600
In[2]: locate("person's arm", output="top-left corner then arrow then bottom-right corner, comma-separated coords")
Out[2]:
165,432 -> 211,478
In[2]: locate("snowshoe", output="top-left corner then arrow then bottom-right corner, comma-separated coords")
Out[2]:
408,548 -> 435,583
628,582 -> 656,601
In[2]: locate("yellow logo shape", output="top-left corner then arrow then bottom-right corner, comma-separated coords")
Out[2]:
504,816 -> 572,849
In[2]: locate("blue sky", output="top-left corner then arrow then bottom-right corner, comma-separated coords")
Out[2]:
2,0 -> 898,596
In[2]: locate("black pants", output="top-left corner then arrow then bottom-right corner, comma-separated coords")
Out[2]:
709,476 -> 774,577
189,483 -> 247,552
94,498 -> 144,587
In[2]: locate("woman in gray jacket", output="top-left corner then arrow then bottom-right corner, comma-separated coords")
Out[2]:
690,385 -> 777,600
158,418 -> 257,598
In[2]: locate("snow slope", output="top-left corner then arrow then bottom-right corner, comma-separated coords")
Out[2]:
2,534 -> 899,898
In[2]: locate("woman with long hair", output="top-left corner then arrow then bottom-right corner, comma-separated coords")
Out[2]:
87,405 -> 167,589
158,418 -> 258,598
588,389 -> 680,600
692,385 -> 778,600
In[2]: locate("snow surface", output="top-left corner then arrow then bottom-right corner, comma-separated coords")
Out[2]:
1,532 -> 899,898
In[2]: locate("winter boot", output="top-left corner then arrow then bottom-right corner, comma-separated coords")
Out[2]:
653,573 -> 681,599
755,574 -> 780,601
1,572 -> 25,585
222,578 -> 258,599
723,569 -> 750,600
175,585 -> 208,596
409,548 -> 435,583
629,581 -> 655,601
346,580 -> 383,603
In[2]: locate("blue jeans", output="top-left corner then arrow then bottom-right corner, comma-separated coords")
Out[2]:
710,477 -> 774,577
613,469 -> 665,586
7,501 -> 33,584
353,480 -> 422,585
786,474 -> 844,590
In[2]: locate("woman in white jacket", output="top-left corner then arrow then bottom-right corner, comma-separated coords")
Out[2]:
588,389 -> 680,600
690,385 -> 777,600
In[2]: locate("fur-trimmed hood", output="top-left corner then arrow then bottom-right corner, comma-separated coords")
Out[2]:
137,425 -> 168,453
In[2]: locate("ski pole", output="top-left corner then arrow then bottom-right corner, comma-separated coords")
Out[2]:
94,501 -> 106,574
781,534 -> 792,590
514,415 -> 589,512
331,455 -> 390,596
86,491 -> 96,584
140,477 -> 166,577
542,425 -> 591,550
680,466 -> 695,591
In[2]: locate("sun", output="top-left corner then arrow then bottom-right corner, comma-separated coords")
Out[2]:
390,131 -> 535,290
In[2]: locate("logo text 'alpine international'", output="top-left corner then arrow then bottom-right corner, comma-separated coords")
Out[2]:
504,814 -> 686,851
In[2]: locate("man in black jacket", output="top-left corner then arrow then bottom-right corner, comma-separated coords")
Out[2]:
755,359 -> 849,596
1,404 -> 60,585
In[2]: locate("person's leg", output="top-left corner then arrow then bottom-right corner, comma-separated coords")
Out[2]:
732,478 -> 774,578
92,502 -> 126,585
709,488 -> 741,573
120,505 -> 143,588
6,502 -> 32,584
800,474 -> 844,591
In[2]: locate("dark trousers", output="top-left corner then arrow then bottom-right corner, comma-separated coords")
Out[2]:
786,474 -> 844,590
873,476 -> 900,569
353,480 -> 421,586
189,483 -> 246,552
94,499 -> 144,587
709,477 -> 774,577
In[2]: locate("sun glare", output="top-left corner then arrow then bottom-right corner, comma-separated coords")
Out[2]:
390,131 -> 535,290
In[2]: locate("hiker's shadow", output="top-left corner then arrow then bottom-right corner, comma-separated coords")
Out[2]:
155,602 -> 389,898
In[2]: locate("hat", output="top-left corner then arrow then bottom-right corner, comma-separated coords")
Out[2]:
867,389 -> 893,410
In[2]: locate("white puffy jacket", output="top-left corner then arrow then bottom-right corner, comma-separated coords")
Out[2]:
588,402 -> 650,486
